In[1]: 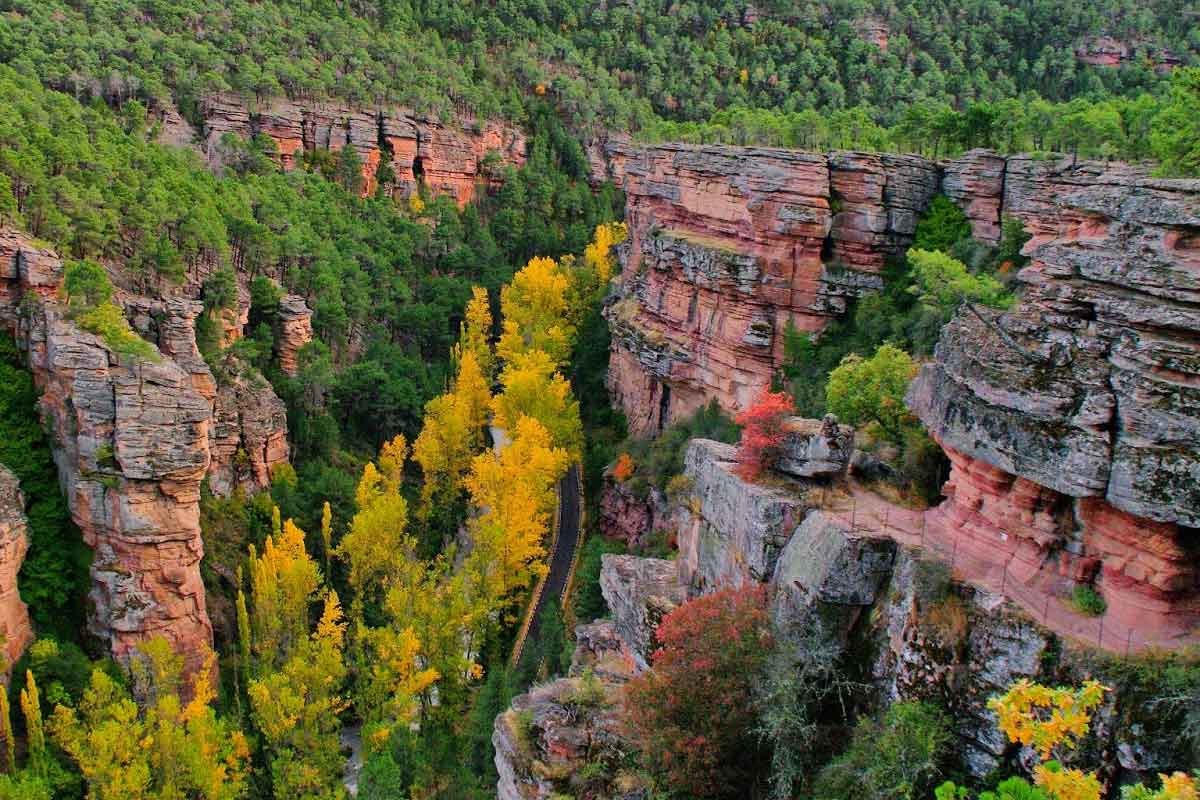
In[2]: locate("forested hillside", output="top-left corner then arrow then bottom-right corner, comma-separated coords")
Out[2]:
2,0 -> 1196,132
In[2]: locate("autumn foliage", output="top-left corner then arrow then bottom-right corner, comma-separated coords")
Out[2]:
622,585 -> 773,799
941,679 -> 1198,800
733,388 -> 795,480
612,452 -> 635,482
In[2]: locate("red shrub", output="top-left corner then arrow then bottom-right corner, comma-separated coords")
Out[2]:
622,585 -> 773,798
734,388 -> 795,480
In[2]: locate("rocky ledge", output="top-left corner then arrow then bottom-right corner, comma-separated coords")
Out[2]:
908,162 -> 1200,635
200,93 -> 526,204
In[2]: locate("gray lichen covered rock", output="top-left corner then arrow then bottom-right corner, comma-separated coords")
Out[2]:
599,554 -> 686,669
674,439 -> 809,594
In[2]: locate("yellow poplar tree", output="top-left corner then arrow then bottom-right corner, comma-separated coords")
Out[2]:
497,256 -> 575,369
464,415 -> 569,614
50,640 -> 250,800
248,516 -> 322,670
0,676 -> 12,773
249,591 -> 349,800
413,351 -> 493,520
491,350 -> 583,456
454,286 -> 495,381
337,434 -> 410,603
20,670 -> 45,774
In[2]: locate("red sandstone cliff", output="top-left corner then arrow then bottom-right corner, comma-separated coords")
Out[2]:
594,140 -> 938,435
0,466 -> 33,670
200,93 -> 526,204
594,142 -> 1200,638
0,229 -> 293,671
908,159 -> 1200,636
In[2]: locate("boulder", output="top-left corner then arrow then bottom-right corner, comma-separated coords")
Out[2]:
599,554 -> 685,669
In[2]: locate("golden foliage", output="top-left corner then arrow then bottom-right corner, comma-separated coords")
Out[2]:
491,350 -> 583,456
338,433 -> 410,598
248,516 -> 321,669
51,641 -> 249,800
454,286 -> 495,381
249,591 -> 348,800
497,255 -> 575,369
988,679 -> 1107,760
464,415 -> 569,615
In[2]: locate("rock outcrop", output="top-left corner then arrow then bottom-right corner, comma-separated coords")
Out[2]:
597,141 -> 938,435
0,466 -> 33,670
493,620 -> 642,800
598,554 -> 685,668
672,439 -> 808,594
775,415 -> 854,479
1074,36 -> 1182,72
0,228 -> 293,672
909,160 -> 1200,635
26,303 -> 214,672
276,294 -> 314,377
200,93 -> 526,204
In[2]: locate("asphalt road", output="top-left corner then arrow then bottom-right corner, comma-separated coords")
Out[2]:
516,462 -> 581,664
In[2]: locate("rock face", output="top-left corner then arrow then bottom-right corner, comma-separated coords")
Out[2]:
200,93 -> 525,204
672,439 -> 808,594
596,141 -> 1200,636
493,620 -> 642,800
26,303 -> 215,672
0,228 -> 293,673
598,478 -> 664,548
771,510 -> 895,638
597,141 -> 938,435
0,466 -> 33,670
598,554 -> 685,668
276,294 -> 314,377
909,160 -> 1200,635
872,550 -> 1053,777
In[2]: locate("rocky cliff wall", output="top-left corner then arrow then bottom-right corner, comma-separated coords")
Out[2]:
595,143 -> 1200,634
596,140 -> 938,435
908,160 -> 1200,636
0,465 -> 33,670
593,144 -> 1200,439
200,93 -> 526,205
572,431 -> 1194,786
0,228 -> 293,672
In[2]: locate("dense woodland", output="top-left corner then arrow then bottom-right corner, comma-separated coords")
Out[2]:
0,0 -> 1198,798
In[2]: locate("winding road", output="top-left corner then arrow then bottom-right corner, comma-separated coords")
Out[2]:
511,462 -> 581,667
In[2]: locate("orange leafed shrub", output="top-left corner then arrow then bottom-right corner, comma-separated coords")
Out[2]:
612,452 -> 635,482
733,388 -> 795,480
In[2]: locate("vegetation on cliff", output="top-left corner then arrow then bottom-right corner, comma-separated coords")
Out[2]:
2,0 -> 1196,138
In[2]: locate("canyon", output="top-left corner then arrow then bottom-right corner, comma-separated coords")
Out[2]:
593,139 -> 1200,640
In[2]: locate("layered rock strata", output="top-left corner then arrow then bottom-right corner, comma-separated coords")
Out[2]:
0,229 -> 293,672
200,93 -> 526,204
0,466 -> 33,669
908,162 -> 1200,635
597,140 -> 938,435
